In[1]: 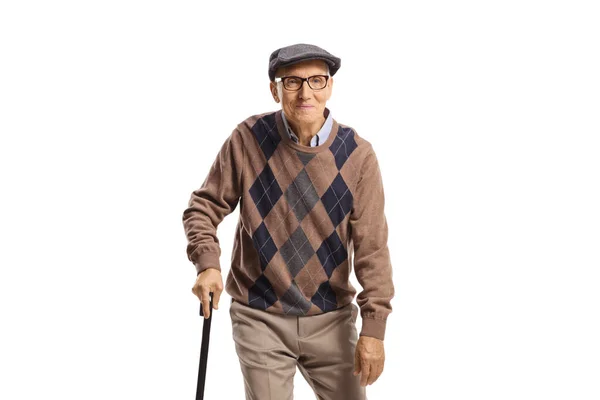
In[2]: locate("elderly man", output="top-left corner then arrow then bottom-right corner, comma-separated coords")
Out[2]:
182,43 -> 394,400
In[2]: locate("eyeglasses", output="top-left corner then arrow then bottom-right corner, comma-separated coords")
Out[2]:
274,75 -> 330,91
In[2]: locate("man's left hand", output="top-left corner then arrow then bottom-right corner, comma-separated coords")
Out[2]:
353,335 -> 385,386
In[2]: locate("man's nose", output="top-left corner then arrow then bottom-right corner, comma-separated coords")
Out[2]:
298,80 -> 313,99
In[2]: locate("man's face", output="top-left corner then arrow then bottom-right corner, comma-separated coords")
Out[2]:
269,59 -> 333,128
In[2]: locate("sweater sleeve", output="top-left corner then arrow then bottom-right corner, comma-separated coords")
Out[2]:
349,146 -> 395,341
182,128 -> 245,276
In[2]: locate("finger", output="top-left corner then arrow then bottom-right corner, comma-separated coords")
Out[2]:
359,362 -> 370,387
192,286 -> 202,302
372,362 -> 384,384
201,289 -> 210,319
367,362 -> 380,385
212,290 -> 221,310
353,349 -> 361,376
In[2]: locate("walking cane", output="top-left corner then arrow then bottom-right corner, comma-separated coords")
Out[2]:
195,291 -> 213,400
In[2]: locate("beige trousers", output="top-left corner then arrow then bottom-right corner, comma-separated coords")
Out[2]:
229,298 -> 367,400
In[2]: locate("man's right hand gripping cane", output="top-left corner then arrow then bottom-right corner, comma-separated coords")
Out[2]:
191,268 -> 223,319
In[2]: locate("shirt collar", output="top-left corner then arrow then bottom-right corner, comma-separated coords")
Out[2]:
281,108 -> 333,147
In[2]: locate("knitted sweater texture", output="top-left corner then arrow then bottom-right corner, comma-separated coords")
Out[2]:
182,110 -> 394,340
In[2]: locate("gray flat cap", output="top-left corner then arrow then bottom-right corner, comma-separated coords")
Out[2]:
268,43 -> 341,81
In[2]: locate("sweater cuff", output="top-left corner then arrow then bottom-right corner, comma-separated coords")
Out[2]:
193,252 -> 221,275
360,317 -> 387,341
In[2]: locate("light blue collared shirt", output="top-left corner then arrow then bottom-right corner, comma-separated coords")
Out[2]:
281,108 -> 333,147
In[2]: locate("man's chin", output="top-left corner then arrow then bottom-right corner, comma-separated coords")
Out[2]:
294,110 -> 321,122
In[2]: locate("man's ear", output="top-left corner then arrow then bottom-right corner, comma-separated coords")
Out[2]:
326,76 -> 334,101
270,82 -> 280,103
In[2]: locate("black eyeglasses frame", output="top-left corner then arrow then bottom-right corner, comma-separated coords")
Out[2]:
274,75 -> 330,91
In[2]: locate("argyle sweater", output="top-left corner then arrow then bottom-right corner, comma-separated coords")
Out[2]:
182,110 -> 395,340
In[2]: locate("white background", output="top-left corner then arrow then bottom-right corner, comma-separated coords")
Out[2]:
1,1 -> 599,399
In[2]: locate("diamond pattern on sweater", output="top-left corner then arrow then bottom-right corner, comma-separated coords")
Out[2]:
297,151 -> 316,166
280,280 -> 312,315
251,113 -> 281,161
252,221 -> 278,271
321,173 -> 353,227
330,126 -> 358,169
311,280 -> 337,312
285,169 -> 320,222
248,273 -> 277,310
249,163 -> 283,219
279,225 -> 315,278
316,230 -> 347,278
294,255 -> 328,297
247,114 -> 356,314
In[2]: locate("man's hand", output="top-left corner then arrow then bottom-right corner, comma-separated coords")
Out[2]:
353,335 -> 385,386
191,268 -> 223,319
